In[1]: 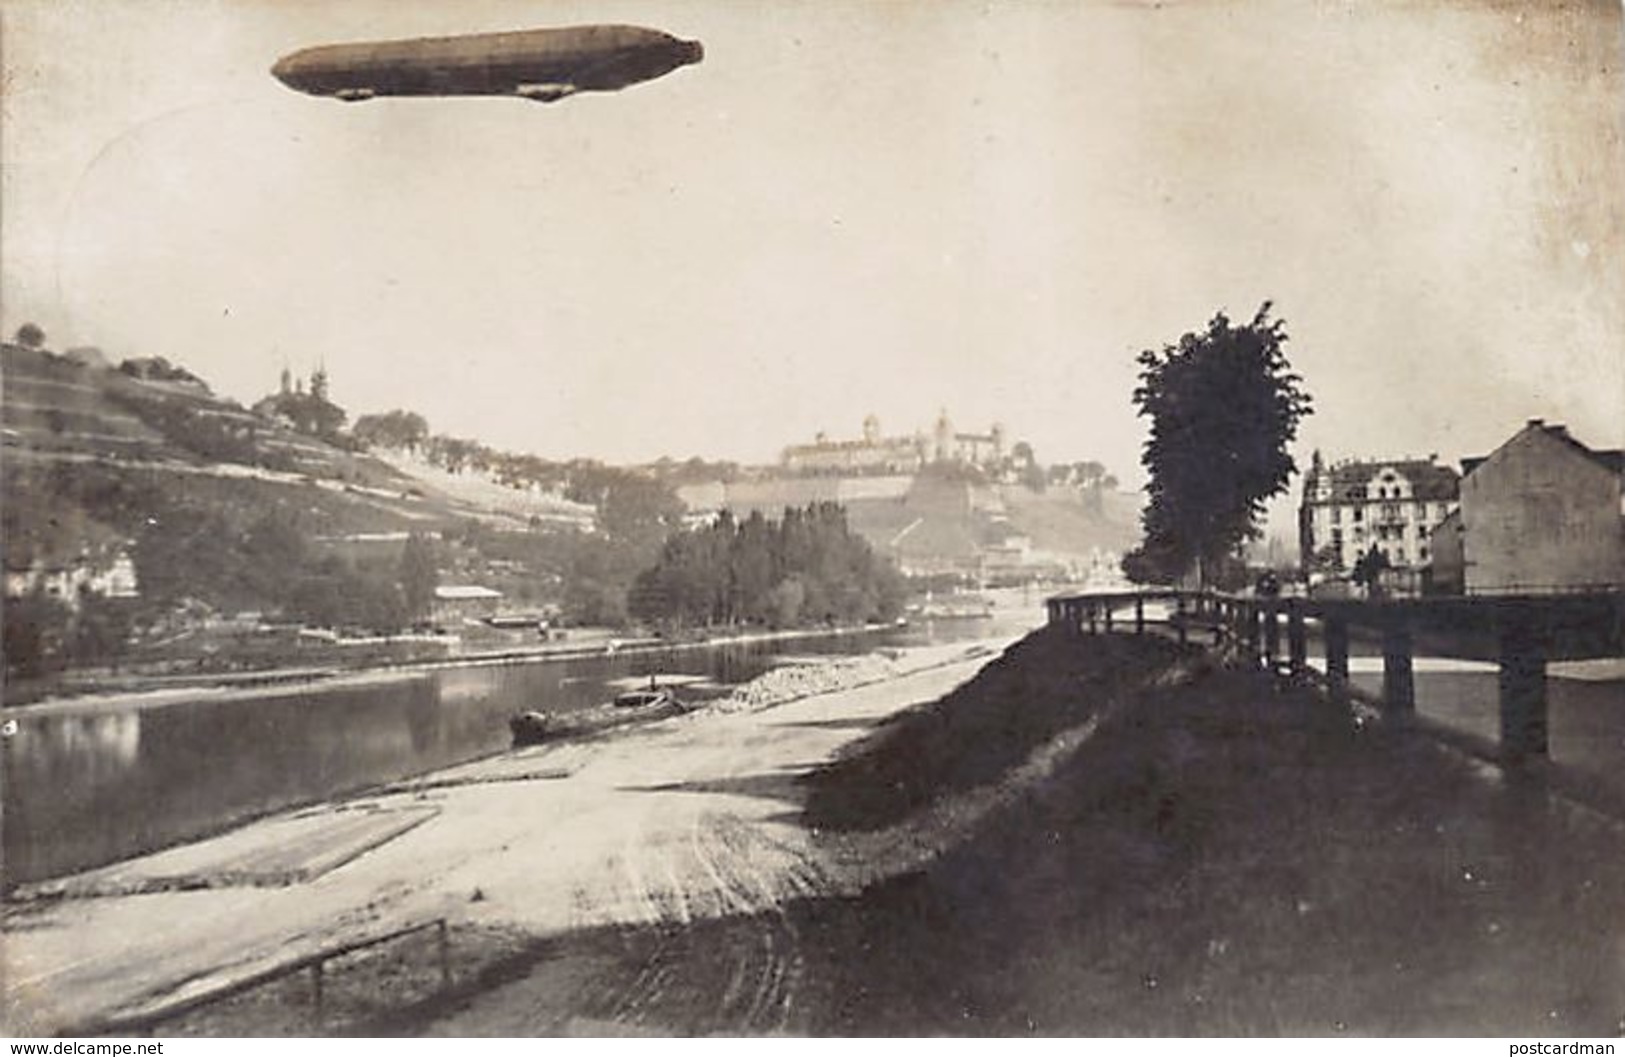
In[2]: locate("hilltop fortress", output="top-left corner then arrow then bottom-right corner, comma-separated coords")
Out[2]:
781,411 -> 1005,476
676,410 -> 1135,582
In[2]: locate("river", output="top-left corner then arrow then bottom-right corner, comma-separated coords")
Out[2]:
2,615 -> 1033,885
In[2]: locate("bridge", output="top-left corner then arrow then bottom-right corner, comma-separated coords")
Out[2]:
1047,588 -> 1624,763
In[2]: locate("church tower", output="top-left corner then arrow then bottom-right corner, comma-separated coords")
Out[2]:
934,409 -> 953,462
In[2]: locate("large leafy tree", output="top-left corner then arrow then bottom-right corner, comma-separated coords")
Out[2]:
353,409 -> 430,453
1125,303 -> 1312,586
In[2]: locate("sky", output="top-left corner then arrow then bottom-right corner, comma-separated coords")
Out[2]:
3,0 -> 1622,531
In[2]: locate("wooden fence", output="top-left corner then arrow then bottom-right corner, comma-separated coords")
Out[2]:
1046,588 -> 1624,763
76,917 -> 451,1036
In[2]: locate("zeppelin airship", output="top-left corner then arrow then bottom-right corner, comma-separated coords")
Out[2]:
271,24 -> 703,104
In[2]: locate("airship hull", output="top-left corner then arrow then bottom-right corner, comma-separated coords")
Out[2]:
272,24 -> 703,102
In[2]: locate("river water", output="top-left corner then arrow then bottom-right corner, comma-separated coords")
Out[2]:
2,616 -> 1032,885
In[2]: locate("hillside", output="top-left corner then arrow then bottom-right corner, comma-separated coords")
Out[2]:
998,484 -> 1141,555
1,343 -> 584,564
675,469 -> 1139,579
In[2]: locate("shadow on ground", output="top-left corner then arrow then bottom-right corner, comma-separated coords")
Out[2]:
148,628 -> 1625,1037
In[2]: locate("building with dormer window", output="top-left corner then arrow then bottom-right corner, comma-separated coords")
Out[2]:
1298,452 -> 1460,576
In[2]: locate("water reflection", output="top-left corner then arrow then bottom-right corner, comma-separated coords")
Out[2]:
4,619 -> 1019,883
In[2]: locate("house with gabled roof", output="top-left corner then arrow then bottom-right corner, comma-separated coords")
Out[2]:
1431,420 -> 1624,595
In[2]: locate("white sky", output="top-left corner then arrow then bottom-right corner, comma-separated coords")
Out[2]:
3,0 -> 1622,527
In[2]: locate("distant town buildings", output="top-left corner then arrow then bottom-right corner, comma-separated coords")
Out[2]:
1431,420 -> 1624,595
432,584 -> 503,624
3,549 -> 139,609
781,411 -> 1006,476
1298,452 -> 1460,576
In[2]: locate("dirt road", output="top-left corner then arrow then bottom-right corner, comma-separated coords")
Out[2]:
3,636 -> 1023,1035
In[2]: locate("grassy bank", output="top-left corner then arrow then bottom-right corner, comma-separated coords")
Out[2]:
792,628 -> 1625,1035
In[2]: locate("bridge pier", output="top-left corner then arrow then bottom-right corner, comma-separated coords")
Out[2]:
1287,601 -> 1307,678
1324,616 -> 1350,703
1134,596 -> 1145,636
1243,602 -> 1262,668
1381,620 -> 1415,715
1498,617 -> 1548,762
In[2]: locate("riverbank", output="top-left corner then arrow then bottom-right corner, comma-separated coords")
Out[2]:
17,623 -> 1616,1036
2,619 -> 918,720
2,630 -> 1027,1035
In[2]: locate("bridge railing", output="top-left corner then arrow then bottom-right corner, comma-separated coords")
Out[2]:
1046,587 -> 1624,765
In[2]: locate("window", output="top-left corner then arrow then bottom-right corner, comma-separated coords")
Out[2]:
1330,507 -> 1341,524
1353,507 -> 1364,523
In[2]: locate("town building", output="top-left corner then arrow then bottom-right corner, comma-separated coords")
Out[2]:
1298,452 -> 1460,578
432,584 -> 503,625
1430,420 -> 1624,595
3,550 -> 139,609
932,410 -> 1006,468
781,415 -> 928,475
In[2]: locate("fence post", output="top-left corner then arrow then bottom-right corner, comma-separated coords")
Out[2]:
310,960 -> 325,1017
1498,613 -> 1548,762
1325,616 -> 1350,703
1381,618 -> 1415,714
1287,601 -> 1307,678
1103,601 -> 1114,632
1087,603 -> 1097,635
1263,602 -> 1281,669
1134,595 -> 1145,635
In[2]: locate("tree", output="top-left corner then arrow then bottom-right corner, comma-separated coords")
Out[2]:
354,410 -> 431,453
398,532 -> 439,621
3,588 -> 72,678
597,474 -> 684,547
1126,303 -> 1312,587
72,591 -> 135,669
14,322 -> 46,349
1351,545 -> 1391,598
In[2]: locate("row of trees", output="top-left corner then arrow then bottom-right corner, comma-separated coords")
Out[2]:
628,504 -> 906,630
2,589 -> 136,679
353,407 -> 738,511
132,507 -> 439,631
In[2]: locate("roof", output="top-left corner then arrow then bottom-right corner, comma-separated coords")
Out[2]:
434,585 -> 502,601
1315,458 -> 1460,503
1462,422 -> 1624,479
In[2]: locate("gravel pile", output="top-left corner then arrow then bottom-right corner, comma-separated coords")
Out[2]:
712,652 -> 905,713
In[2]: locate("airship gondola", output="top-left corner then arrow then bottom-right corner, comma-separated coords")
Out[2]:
271,24 -> 703,104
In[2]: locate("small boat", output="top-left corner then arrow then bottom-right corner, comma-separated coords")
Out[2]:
509,710 -> 552,746
509,686 -> 688,747
613,687 -> 683,709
